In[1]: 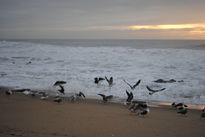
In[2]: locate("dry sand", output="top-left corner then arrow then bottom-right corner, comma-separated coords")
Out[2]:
0,87 -> 204,137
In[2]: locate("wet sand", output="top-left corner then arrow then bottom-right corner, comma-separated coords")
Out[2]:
0,87 -> 204,137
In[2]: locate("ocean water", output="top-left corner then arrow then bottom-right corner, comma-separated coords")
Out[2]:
0,39 -> 205,105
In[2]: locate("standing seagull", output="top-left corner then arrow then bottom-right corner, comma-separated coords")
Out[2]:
5,89 -> 12,95
98,94 -> 113,103
177,108 -> 188,116
54,96 -> 62,103
138,108 -> 150,117
172,102 -> 188,110
58,85 -> 65,94
105,76 -> 113,86
146,86 -> 166,95
125,90 -> 133,105
123,79 -> 141,90
201,108 -> 205,118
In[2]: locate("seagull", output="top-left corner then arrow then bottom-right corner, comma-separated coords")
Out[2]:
177,108 -> 188,115
201,108 -> 205,118
76,92 -> 86,98
53,81 -> 66,86
105,76 -> 113,86
138,108 -> 150,117
98,94 -> 113,103
5,89 -> 12,95
129,102 -> 148,113
39,92 -> 48,100
146,86 -> 166,95
172,102 -> 188,110
125,90 -> 133,105
54,96 -> 62,103
94,77 -> 105,84
58,85 -> 65,94
123,79 -> 141,90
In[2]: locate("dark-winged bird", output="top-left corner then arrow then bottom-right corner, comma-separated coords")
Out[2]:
146,86 -> 166,95
125,90 -> 133,105
98,94 -> 113,103
58,85 -> 65,94
53,81 -> 66,86
105,76 -> 113,86
123,79 -> 141,90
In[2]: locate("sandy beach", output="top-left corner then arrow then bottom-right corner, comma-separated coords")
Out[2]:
0,87 -> 204,137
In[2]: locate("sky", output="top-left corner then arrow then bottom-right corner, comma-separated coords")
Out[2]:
0,0 -> 205,39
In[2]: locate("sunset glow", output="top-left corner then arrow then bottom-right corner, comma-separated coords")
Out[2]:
129,24 -> 205,30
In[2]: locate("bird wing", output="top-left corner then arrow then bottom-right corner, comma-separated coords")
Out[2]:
58,85 -> 65,94
133,80 -> 141,89
105,76 -> 109,83
123,79 -> 133,89
79,92 -> 86,98
146,86 -> 155,92
106,95 -> 113,100
127,92 -> 133,102
99,77 -> 105,81
146,86 -> 165,92
98,94 -> 105,98
126,90 -> 130,97
54,81 -> 66,86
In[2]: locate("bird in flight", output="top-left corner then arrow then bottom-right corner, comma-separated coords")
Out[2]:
98,94 -> 113,103
123,79 -> 141,90
146,86 -> 166,95
105,76 -> 113,86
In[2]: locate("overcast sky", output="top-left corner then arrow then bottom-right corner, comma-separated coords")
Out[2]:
0,0 -> 205,39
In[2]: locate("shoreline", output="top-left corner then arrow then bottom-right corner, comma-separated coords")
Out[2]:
1,85 -> 204,110
0,86 -> 205,137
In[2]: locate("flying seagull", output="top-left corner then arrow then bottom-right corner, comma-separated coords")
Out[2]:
58,85 -> 65,94
125,90 -> 133,105
105,76 -> 113,86
53,81 -> 66,86
146,86 -> 166,95
98,94 -> 113,103
94,77 -> 105,84
123,79 -> 141,90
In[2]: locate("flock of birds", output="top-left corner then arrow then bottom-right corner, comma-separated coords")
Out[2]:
4,76 -> 205,118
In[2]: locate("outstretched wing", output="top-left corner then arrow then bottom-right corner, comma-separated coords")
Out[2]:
123,79 -> 133,89
146,86 -> 165,93
133,80 -> 141,89
54,81 -> 66,86
98,94 -> 105,98
126,90 -> 130,97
